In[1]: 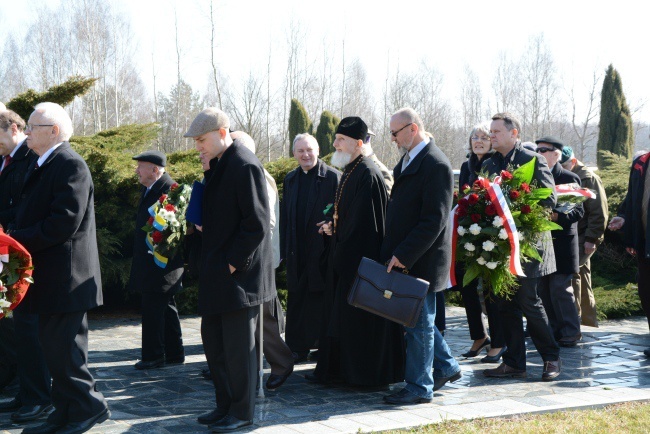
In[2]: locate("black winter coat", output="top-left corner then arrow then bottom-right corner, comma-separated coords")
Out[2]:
0,140 -> 37,228
549,163 -> 583,274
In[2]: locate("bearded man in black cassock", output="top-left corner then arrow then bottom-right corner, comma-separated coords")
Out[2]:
305,116 -> 405,387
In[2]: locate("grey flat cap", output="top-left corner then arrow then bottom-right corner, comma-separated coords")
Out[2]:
133,150 -> 166,167
184,108 -> 230,138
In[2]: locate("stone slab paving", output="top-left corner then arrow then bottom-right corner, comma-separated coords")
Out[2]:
0,307 -> 648,433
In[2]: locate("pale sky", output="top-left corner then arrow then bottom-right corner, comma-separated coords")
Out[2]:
2,0 -> 650,122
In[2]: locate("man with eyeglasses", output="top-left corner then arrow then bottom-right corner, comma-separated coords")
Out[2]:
10,102 -> 110,434
0,110 -> 52,426
481,112 -> 562,382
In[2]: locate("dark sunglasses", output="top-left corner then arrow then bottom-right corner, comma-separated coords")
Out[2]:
536,147 -> 555,154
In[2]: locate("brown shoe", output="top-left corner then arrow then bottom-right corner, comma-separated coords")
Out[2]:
558,333 -> 582,347
483,362 -> 526,378
542,359 -> 561,381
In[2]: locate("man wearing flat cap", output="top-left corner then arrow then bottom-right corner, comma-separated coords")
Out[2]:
128,150 -> 185,370
307,116 -> 405,387
185,108 -> 275,432
534,137 -> 584,347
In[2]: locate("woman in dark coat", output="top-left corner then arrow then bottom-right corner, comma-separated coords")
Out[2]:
456,122 -> 506,363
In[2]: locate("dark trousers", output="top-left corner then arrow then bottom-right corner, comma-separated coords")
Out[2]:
0,316 -> 17,390
638,254 -> 650,331
39,312 -> 107,424
141,291 -> 184,361
14,304 -> 50,406
256,298 -> 293,375
434,292 -> 446,332
539,273 -> 581,339
460,280 -> 506,347
498,277 -> 560,370
201,307 -> 258,421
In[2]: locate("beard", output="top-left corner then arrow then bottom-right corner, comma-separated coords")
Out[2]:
331,150 -> 352,168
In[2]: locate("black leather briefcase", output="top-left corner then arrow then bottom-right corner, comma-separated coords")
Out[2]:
347,257 -> 430,328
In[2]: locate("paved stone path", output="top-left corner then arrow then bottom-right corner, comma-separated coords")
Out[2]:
1,307 -> 649,433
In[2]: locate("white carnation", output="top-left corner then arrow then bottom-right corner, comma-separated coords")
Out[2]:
0,299 -> 11,308
469,224 -> 482,235
482,240 -> 496,251
464,243 -> 476,252
477,257 -> 486,265
492,216 -> 504,227
457,226 -> 467,236
486,261 -> 498,270
499,229 -> 508,240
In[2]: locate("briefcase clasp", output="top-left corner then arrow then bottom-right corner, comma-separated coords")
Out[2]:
383,290 -> 393,299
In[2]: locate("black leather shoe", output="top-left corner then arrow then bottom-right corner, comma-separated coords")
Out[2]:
55,407 -> 110,434
202,368 -> 212,380
209,414 -> 253,433
0,397 -> 21,412
266,367 -> 293,390
542,359 -> 561,381
21,421 -> 65,434
433,370 -> 462,392
165,355 -> 185,365
292,351 -> 310,364
11,404 -> 53,422
461,338 -> 491,358
383,388 -> 432,405
644,348 -> 650,358
481,346 -> 508,363
558,333 -> 582,347
197,408 -> 228,425
483,362 -> 526,378
134,357 -> 165,370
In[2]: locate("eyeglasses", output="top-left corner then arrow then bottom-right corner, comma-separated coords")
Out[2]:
390,123 -> 413,137
26,124 -> 54,131
471,136 -> 490,142
536,147 -> 555,154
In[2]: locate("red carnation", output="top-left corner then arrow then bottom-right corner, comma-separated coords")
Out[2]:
509,190 -> 520,200
461,184 -> 470,193
520,183 -> 531,193
152,231 -> 164,244
485,204 -> 497,216
164,204 -> 176,212
468,193 -> 480,205
170,183 -> 179,190
147,216 -> 154,226
453,191 -> 459,199
458,197 -> 469,208
521,205 -> 531,214
471,213 -> 481,223
159,194 -> 168,204
500,170 -> 513,180
457,207 -> 468,218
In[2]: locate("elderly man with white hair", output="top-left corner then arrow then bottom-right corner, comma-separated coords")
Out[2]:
10,102 -> 110,434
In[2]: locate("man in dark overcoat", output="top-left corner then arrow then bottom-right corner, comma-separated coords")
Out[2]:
481,113 -> 561,381
280,133 -> 340,362
534,137 -> 583,347
129,150 -> 185,370
307,116 -> 404,387
381,108 -> 461,405
0,110 -> 51,424
184,108 -> 275,433
11,102 -> 109,434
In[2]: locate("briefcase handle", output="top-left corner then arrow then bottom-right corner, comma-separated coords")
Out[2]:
385,261 -> 410,275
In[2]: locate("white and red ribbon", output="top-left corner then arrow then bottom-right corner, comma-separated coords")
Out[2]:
555,183 -> 596,199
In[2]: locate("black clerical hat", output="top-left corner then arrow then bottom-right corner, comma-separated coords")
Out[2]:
336,116 -> 368,141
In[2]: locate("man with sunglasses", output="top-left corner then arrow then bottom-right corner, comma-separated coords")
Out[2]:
481,113 -> 561,382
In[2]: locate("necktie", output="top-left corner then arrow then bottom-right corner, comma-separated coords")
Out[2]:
0,155 -> 11,174
402,153 -> 411,171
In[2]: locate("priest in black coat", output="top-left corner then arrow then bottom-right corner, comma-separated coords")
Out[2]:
280,133 -> 340,361
307,117 -> 405,387
128,150 -> 185,370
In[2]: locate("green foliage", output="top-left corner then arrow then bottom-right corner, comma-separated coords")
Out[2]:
314,110 -> 340,155
597,64 -> 634,169
176,283 -> 199,315
597,150 -> 631,217
6,76 -> 97,120
288,99 -> 312,157
264,157 -> 298,201
594,284 -> 643,321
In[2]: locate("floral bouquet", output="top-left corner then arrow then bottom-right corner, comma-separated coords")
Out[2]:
449,158 -> 561,298
142,183 -> 192,268
0,229 -> 34,319
554,183 -> 596,214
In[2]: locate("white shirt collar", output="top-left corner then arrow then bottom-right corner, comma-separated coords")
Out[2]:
37,142 -> 64,167
403,137 -> 429,169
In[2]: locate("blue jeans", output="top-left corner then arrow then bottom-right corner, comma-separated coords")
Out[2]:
404,290 -> 460,399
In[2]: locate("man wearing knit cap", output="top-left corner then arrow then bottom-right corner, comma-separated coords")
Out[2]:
306,116 -> 405,387
561,146 -> 608,327
129,150 -> 185,370
185,108 -> 275,432
535,136 -> 584,347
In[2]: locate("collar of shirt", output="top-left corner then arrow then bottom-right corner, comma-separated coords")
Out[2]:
403,137 -> 429,168
37,142 -> 64,167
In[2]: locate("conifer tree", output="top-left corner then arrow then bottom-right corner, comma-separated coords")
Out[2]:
288,98 -> 312,157
315,110 -> 340,156
596,64 -> 634,169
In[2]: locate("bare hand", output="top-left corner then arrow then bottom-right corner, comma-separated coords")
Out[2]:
229,264 -> 236,274
196,225 -> 203,232
317,220 -> 332,236
584,242 -> 596,255
608,216 -> 625,231
386,256 -> 405,273
551,212 -> 558,222
626,247 -> 637,256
